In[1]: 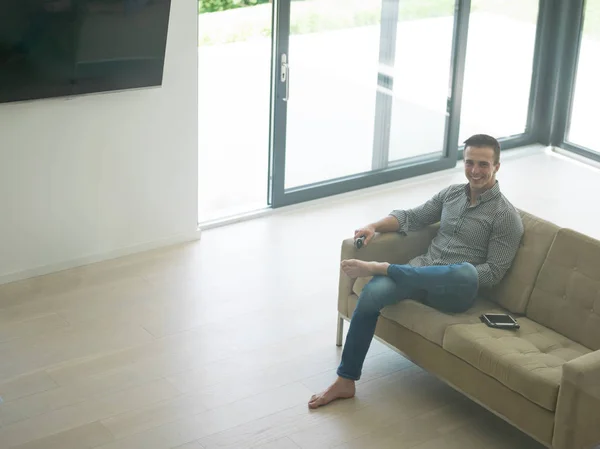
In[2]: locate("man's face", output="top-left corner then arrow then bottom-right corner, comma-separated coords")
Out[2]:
464,146 -> 499,191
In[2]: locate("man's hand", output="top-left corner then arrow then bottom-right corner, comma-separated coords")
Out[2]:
354,225 -> 376,247
353,216 -> 400,247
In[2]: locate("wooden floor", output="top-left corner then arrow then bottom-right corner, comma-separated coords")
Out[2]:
0,146 -> 596,449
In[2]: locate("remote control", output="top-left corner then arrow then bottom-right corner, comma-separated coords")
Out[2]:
355,235 -> 366,249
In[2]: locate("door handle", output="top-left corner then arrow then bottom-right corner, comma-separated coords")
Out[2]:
281,53 -> 289,102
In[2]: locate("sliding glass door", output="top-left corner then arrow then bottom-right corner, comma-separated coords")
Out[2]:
281,0 -> 384,190
269,0 -> 468,207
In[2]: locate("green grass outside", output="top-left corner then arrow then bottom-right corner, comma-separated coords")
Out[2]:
198,0 -> 600,46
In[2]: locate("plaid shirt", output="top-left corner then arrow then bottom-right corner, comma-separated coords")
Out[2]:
389,182 -> 524,288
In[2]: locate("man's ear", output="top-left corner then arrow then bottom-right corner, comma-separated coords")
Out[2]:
494,162 -> 501,174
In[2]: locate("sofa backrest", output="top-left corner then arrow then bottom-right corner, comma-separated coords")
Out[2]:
526,228 -> 600,351
486,210 -> 559,314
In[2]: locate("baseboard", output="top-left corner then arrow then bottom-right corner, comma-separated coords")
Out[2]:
0,227 -> 202,286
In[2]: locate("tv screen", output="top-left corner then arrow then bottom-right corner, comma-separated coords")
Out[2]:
0,0 -> 171,104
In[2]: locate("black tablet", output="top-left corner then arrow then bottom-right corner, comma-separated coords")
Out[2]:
480,313 -> 520,330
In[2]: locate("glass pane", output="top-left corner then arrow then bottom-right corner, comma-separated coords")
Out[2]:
197,1 -> 272,222
567,0 -> 600,151
284,0 -> 382,189
459,0 -> 539,143
388,0 -> 457,162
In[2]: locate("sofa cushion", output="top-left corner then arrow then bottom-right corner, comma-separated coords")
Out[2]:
381,298 -> 510,346
526,228 -> 600,351
443,318 -> 591,411
484,211 -> 559,314
348,282 -> 508,346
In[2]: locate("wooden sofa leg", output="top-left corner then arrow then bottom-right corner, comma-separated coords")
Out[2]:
336,315 -> 344,347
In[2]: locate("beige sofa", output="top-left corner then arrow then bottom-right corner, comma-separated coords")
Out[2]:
336,211 -> 600,449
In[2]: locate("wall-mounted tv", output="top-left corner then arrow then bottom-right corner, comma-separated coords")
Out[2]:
0,0 -> 171,104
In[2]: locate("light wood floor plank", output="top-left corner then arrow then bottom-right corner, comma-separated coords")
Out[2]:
0,314 -> 69,344
95,383 -> 314,449
8,421 -> 114,449
0,371 -> 58,404
0,379 -> 180,447
0,318 -> 154,381
170,442 -> 205,449
253,437 -> 301,449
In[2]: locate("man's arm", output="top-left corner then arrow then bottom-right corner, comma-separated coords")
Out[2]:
368,216 -> 401,233
357,186 -> 451,247
475,209 -> 524,288
388,186 -> 450,233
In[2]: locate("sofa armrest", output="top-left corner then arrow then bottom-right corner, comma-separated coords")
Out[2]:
553,350 -> 600,449
337,225 -> 438,317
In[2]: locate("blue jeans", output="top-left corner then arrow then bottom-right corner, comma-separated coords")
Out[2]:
337,262 -> 479,381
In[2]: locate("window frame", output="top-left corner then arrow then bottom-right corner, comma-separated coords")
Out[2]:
531,0 -> 600,161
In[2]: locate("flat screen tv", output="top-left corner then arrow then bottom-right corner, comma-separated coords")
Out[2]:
0,0 -> 171,104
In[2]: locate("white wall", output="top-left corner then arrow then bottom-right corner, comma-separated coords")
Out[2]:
0,1 -> 199,284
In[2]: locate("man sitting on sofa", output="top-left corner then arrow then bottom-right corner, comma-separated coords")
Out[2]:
308,134 -> 524,409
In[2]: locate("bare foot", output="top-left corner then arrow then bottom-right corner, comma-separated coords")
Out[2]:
308,377 -> 356,409
341,259 -> 388,278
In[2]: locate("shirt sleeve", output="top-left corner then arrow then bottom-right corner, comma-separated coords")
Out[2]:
389,186 -> 451,233
475,209 -> 524,288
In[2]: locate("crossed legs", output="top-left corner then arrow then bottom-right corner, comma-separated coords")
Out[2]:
308,259 -> 478,409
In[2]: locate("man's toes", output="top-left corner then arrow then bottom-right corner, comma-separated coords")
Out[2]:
309,396 -> 325,409
308,396 -> 321,409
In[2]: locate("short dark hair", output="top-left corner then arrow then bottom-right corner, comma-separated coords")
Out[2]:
463,134 -> 500,164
